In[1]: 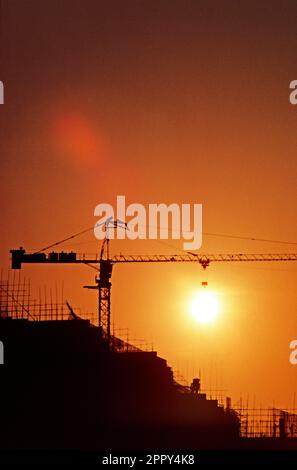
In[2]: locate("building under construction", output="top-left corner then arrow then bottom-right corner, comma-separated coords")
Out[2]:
0,273 -> 240,450
1,273 -> 297,451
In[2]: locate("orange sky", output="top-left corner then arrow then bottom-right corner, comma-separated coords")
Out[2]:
1,0 -> 297,409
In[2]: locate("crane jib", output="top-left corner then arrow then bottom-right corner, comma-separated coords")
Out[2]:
10,248 -> 297,270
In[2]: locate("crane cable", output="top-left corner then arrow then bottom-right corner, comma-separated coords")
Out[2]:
34,223 -> 297,254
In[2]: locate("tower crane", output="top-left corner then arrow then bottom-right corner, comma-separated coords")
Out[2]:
10,238 -> 297,346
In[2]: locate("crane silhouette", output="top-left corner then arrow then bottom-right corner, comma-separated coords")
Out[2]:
10,222 -> 297,346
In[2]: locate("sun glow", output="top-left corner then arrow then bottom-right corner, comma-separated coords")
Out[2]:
189,290 -> 219,324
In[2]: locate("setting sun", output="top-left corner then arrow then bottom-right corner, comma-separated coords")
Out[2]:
189,290 -> 220,324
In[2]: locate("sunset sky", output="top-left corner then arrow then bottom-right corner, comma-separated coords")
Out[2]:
1,0 -> 297,409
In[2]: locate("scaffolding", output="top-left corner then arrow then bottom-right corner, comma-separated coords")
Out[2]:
111,327 -> 155,352
0,271 -> 95,323
0,273 -> 153,354
234,398 -> 297,437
